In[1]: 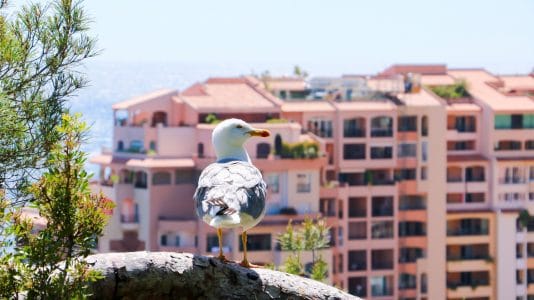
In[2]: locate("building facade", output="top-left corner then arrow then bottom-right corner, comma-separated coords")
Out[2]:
91,65 -> 534,300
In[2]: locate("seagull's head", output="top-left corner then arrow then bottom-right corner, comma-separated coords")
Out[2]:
212,118 -> 270,161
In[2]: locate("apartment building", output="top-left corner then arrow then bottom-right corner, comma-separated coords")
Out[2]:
91,65 -> 534,300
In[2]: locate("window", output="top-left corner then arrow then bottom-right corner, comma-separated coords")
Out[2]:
399,221 -> 426,237
348,222 -> 367,240
422,141 -> 428,161
206,234 -> 219,252
339,172 -> 365,186
152,172 -> 171,185
526,141 -> 534,150
117,140 -> 124,151
129,140 -> 144,153
160,234 -> 169,246
399,273 -> 417,290
372,221 -> 394,239
371,116 -> 393,137
447,218 -> 489,236
495,114 -> 512,129
152,111 -> 168,127
197,143 -> 204,158
371,275 -> 394,297
421,167 -> 427,180
175,169 -> 195,184
266,173 -> 280,193
134,171 -> 148,188
465,166 -> 485,182
399,195 -> 426,210
320,198 -> 336,217
447,193 -> 463,203
372,249 -> 393,270
449,115 -> 476,132
348,277 -> 367,297
395,168 -> 416,181
349,197 -> 366,218
531,166 -> 534,181
447,166 -> 463,182
348,250 -> 367,271
174,235 -> 180,247
372,196 -> 393,216
296,173 -> 311,193
238,234 -> 271,251
398,143 -> 417,158
308,118 -> 333,138
256,143 -> 271,159
370,146 -> 393,159
465,193 -> 485,203
447,140 -> 475,151
495,140 -> 522,151
421,116 -> 428,136
343,144 -> 366,159
525,114 -> 534,129
344,118 -> 366,137
398,116 -> 417,132
149,140 -> 156,151
399,247 -> 425,263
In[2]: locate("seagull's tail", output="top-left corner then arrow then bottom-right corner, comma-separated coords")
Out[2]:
209,214 -> 241,228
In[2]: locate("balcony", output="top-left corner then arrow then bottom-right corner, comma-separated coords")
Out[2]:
121,214 -> 139,230
500,177 -> 526,184
447,219 -> 489,237
344,128 -> 365,138
371,128 -> 393,138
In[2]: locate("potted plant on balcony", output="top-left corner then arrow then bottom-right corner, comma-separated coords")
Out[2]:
274,134 -> 283,159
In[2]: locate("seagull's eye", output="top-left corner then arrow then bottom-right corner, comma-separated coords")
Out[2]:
236,124 -> 243,129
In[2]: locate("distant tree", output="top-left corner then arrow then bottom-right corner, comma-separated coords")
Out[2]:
0,0 -> 97,202
277,217 -> 330,282
0,114 -> 113,299
293,65 -> 308,78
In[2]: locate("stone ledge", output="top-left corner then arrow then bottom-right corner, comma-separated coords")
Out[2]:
86,251 -> 358,300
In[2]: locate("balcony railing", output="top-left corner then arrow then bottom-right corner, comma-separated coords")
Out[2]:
344,128 -> 365,138
447,227 -> 489,236
370,128 -> 393,137
447,279 -> 489,289
447,254 -> 491,261
500,177 -> 526,184
121,214 -> 139,223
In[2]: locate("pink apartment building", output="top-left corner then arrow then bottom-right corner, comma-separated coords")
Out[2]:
91,65 -> 534,300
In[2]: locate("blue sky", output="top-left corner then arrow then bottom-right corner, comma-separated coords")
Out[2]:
83,0 -> 533,75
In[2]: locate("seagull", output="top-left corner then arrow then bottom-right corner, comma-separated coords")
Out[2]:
194,118 -> 270,268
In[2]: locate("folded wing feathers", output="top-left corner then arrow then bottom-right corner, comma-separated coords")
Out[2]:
194,161 -> 265,218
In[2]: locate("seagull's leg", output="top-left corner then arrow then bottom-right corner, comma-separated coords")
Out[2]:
239,231 -> 250,268
217,228 -> 228,262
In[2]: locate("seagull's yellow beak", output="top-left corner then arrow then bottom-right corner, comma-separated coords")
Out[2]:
247,128 -> 270,137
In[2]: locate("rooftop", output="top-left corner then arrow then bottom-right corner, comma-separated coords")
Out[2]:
180,77 -> 281,113
449,69 -> 534,111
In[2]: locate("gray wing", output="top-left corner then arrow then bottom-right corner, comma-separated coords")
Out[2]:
194,161 -> 266,220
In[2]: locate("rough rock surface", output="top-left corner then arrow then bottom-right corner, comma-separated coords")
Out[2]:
86,251 -> 359,300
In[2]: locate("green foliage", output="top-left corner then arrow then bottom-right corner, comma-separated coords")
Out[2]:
205,113 -> 221,124
266,118 -> 288,124
284,254 -> 303,276
310,256 -> 328,281
429,80 -> 470,99
0,114 -> 113,299
293,65 -> 308,78
280,141 -> 319,159
0,0 -> 97,201
519,209 -> 531,229
277,217 -> 331,282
